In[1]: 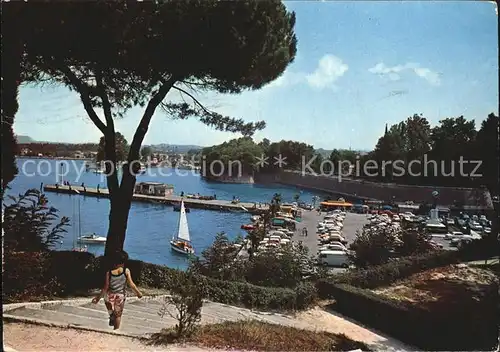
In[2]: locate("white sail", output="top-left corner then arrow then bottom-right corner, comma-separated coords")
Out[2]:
177,201 -> 191,242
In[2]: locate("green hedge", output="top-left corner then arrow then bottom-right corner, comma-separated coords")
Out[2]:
4,251 -> 316,311
316,251 -> 459,297
328,283 -> 499,351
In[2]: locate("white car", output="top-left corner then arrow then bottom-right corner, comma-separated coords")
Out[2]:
318,243 -> 348,252
392,215 -> 400,222
446,218 -> 455,225
445,231 -> 464,240
328,234 -> 347,244
317,250 -> 350,268
483,227 -> 492,234
469,221 -> 483,231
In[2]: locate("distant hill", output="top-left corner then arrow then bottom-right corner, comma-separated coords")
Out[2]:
148,144 -> 203,154
315,148 -> 332,157
16,135 -> 36,143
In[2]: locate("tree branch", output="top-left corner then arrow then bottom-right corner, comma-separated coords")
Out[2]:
58,65 -> 108,134
172,85 -> 212,115
96,68 -> 119,194
165,85 -> 266,136
127,76 -> 178,163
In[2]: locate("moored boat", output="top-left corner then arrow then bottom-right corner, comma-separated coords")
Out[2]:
170,200 -> 195,255
78,233 -> 106,244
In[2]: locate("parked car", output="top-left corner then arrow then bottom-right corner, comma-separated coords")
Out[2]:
317,250 -> 350,268
445,231 -> 465,240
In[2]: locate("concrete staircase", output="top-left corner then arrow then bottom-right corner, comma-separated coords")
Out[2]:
3,296 -> 311,339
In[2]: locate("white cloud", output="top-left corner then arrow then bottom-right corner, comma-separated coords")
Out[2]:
265,54 -> 348,91
306,55 -> 348,89
369,62 -> 441,86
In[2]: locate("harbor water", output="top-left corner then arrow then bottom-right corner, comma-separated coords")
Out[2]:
7,159 -> 326,269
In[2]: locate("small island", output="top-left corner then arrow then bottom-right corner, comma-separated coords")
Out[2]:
200,137 -> 263,184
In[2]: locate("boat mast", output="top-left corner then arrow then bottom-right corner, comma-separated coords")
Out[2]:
174,200 -> 183,241
78,196 -> 82,250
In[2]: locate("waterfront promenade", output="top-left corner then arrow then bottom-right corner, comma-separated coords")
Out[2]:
43,185 -> 269,214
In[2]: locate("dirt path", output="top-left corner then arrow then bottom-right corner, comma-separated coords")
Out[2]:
3,323 -> 215,352
295,307 -> 412,351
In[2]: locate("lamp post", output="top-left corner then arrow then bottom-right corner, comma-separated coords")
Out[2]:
432,190 -> 439,209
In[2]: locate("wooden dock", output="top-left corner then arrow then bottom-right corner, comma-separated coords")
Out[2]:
43,185 -> 269,214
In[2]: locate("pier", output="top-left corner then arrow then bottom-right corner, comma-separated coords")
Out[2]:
43,185 -> 269,214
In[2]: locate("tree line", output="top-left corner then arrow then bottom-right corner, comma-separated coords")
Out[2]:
365,113 -> 498,194
199,113 -> 498,196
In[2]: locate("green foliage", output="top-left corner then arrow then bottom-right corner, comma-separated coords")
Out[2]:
316,251 -> 459,293
96,132 -> 129,162
328,283 -> 498,351
190,233 -> 244,281
265,140 -> 316,171
159,268 -> 204,338
191,231 -> 316,290
140,145 -> 153,160
3,189 -> 70,252
246,244 -> 313,288
365,112 -> 499,193
3,251 -> 58,303
201,137 -> 264,176
349,225 -> 435,268
3,250 -> 96,303
4,250 -> 315,311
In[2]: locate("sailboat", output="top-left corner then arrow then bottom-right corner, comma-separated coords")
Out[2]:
170,200 -> 195,255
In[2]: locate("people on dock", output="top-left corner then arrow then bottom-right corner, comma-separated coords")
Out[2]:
180,191 -> 184,197
40,182 -> 43,191
97,184 -> 100,193
92,251 -> 143,330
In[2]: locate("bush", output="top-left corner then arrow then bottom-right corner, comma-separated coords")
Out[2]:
159,269 -> 204,338
3,251 -> 317,311
317,251 -> 459,297
3,189 -> 70,252
329,283 -> 499,351
3,251 -> 60,303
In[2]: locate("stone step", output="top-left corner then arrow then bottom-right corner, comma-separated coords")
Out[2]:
44,304 -> 168,332
131,300 -> 233,324
80,302 -> 178,327
7,307 -> 158,336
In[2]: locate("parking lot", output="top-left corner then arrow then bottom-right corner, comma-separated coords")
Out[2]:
294,210 -> 368,274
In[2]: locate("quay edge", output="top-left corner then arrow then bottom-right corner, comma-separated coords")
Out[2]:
42,185 -> 269,215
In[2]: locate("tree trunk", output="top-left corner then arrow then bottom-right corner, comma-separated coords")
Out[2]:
102,78 -> 178,255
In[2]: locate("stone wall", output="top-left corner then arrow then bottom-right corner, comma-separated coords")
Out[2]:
255,170 -> 494,209
202,174 -> 255,184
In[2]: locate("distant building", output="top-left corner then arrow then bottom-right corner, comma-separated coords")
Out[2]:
134,182 -> 174,197
74,150 -> 85,159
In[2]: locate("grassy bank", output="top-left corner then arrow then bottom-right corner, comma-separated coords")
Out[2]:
149,320 -> 371,351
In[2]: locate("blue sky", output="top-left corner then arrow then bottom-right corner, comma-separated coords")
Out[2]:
15,1 -> 498,150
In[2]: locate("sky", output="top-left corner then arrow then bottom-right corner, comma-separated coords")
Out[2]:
14,1 -> 499,151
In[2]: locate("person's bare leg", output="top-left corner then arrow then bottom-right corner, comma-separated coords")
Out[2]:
105,301 -> 112,312
114,316 -> 122,330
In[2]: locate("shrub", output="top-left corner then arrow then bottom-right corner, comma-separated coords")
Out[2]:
158,269 -> 204,338
3,189 -> 69,252
3,251 -> 61,303
317,251 -> 459,297
349,226 -> 435,268
329,283 -> 499,351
